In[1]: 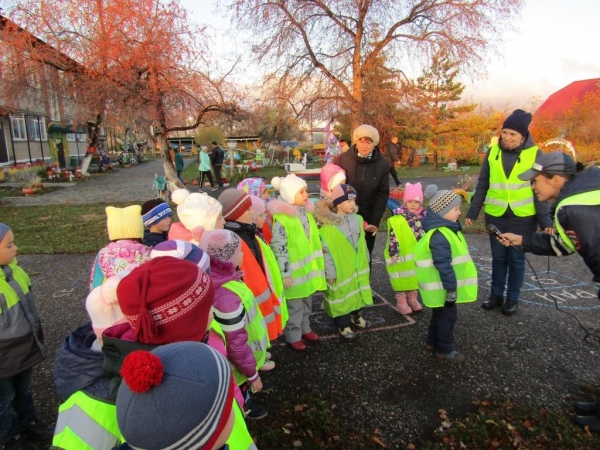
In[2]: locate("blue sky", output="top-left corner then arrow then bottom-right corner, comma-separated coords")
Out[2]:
182,0 -> 600,108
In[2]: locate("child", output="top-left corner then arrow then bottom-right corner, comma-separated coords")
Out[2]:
89,205 -> 151,290
199,229 -> 269,420
314,184 -> 373,340
319,163 -> 347,203
385,182 -> 427,314
169,189 -> 225,244
238,177 -> 273,242
141,199 -> 173,247
198,145 -> 215,190
414,190 -> 478,364
268,175 -> 326,351
0,224 -> 49,450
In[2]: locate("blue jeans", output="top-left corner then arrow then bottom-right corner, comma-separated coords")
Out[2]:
0,368 -> 36,441
427,304 -> 457,354
489,233 -> 526,301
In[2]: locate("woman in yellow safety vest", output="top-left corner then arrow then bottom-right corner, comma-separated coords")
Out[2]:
466,109 -> 552,315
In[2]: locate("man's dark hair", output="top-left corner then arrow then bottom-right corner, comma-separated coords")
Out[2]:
211,141 -> 218,146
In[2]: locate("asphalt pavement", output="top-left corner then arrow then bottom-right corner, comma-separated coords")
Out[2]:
7,159 -> 600,448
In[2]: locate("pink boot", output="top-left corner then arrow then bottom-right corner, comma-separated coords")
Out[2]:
395,292 -> 412,315
407,290 -> 423,312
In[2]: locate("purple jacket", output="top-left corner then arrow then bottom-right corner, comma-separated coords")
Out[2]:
209,258 -> 258,383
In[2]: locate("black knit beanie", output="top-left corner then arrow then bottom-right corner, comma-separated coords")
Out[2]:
502,109 -> 532,137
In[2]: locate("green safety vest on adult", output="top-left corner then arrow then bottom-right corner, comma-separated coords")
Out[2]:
384,215 -> 419,291
319,216 -> 373,317
52,391 -> 123,450
485,144 -> 537,217
414,227 -> 478,307
272,213 -> 326,299
256,237 -> 289,331
221,280 -> 268,386
554,190 -> 600,253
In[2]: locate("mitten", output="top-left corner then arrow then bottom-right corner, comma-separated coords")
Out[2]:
444,289 -> 457,308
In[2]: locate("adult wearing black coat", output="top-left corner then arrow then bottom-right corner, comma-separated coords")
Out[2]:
210,141 -> 226,189
337,124 -> 390,259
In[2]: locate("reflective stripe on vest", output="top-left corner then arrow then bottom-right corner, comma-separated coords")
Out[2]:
52,391 -> 123,450
384,215 -> 419,291
414,227 -> 478,308
484,145 -> 537,217
272,212 -> 326,299
222,280 -> 268,386
554,190 -> 600,253
319,216 -> 373,317
256,237 -> 289,334
228,401 -> 258,450
239,240 -> 279,340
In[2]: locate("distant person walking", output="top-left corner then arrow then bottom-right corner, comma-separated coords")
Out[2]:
198,146 -> 215,190
465,109 -> 552,316
385,136 -> 402,186
211,141 -> 227,191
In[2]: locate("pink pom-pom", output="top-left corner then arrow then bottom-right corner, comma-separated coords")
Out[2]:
120,350 -> 164,393
191,226 -> 205,243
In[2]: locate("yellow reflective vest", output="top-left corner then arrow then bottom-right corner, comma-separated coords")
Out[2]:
384,215 -> 419,291
271,212 -> 326,299
221,280 -> 268,386
484,144 -> 537,217
554,190 -> 600,253
414,227 -> 478,307
256,237 -> 289,333
319,215 -> 372,317
52,391 -> 123,450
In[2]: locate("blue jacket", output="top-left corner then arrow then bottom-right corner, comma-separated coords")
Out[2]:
422,210 -> 464,291
53,322 -> 110,402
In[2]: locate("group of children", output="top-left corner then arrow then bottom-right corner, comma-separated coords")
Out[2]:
0,157 -> 478,449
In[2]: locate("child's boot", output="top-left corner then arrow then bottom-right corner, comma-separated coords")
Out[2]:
395,292 -> 412,315
407,290 -> 423,312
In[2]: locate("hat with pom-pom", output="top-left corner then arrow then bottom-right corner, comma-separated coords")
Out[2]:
106,205 -> 144,241
85,281 -> 127,346
424,184 -> 438,201
117,342 -> 235,450
403,182 -> 424,204
116,257 -> 214,345
198,230 -> 242,265
218,189 -> 252,221
271,174 -> 307,204
150,239 -> 210,274
171,189 -> 222,231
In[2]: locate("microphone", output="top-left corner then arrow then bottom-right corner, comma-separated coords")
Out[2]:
487,224 -> 521,253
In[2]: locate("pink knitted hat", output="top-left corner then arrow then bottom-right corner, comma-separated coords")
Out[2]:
249,195 -> 265,222
403,182 -> 424,204
320,163 -> 346,192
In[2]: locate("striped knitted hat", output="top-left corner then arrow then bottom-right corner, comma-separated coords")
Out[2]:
117,342 -> 235,450
218,189 -> 252,221
151,240 -> 211,274
429,190 -> 462,217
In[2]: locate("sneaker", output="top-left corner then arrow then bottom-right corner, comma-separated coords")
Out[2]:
258,380 -> 274,393
223,183 -> 229,187
259,360 -> 276,371
350,315 -> 372,329
244,400 -> 268,420
301,332 -> 319,342
211,187 -> 219,191
288,340 -> 307,351
574,401 -> 600,416
436,350 -> 465,364
265,352 -> 272,360
338,327 -> 357,341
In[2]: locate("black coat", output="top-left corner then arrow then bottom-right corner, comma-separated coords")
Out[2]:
211,145 -> 225,166
337,145 -> 390,227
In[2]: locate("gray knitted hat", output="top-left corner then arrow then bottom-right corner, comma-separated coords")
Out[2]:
429,190 -> 462,217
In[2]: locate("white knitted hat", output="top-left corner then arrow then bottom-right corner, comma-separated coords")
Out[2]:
271,174 -> 307,204
171,189 -> 223,231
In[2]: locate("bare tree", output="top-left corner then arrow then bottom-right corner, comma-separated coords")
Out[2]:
227,0 -> 523,129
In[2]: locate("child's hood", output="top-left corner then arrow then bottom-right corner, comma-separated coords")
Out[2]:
209,258 -> 242,289
313,199 -> 359,225
267,197 -> 315,217
423,210 -> 462,233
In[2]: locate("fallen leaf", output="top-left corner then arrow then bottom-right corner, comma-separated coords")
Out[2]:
306,429 -> 313,438
294,404 -> 304,412
460,441 -> 467,449
374,428 -> 381,435
372,437 -> 387,448
491,440 -> 500,448
441,421 -> 452,428
439,412 -> 448,420
407,444 -> 416,450
523,420 -> 532,428
282,428 -> 291,434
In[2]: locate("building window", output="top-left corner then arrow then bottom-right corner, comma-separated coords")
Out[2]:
29,117 -> 47,141
77,133 -> 87,142
10,117 -> 27,140
66,133 -> 76,142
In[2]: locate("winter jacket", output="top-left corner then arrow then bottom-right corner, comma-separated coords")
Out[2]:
337,145 -> 390,228
422,209 -> 465,291
225,221 -> 262,268
209,258 -> 258,383
388,204 -> 426,257
384,141 -> 400,166
211,145 -> 225,166
174,152 -> 184,172
314,200 -> 362,279
53,322 -> 110,402
199,151 -> 211,171
267,198 -> 315,278
0,261 -> 45,378
467,135 -> 552,235
89,241 -> 151,290
523,166 -> 600,286
143,230 -> 168,248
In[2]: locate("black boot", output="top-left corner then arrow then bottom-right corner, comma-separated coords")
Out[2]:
574,401 -> 600,416
482,294 -> 504,310
574,415 -> 600,433
502,299 -> 518,315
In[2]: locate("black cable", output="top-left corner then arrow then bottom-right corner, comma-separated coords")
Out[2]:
525,254 -> 600,345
